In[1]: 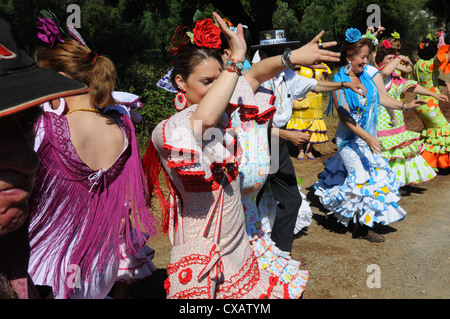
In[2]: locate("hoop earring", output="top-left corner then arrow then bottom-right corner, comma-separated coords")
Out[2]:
344,61 -> 352,75
174,91 -> 188,111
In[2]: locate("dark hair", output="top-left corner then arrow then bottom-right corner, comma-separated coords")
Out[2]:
340,38 -> 372,66
170,43 -> 223,90
375,46 -> 397,65
418,40 -> 438,61
35,39 -> 116,109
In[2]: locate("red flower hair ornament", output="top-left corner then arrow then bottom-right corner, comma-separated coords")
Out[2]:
382,39 -> 392,49
169,15 -> 222,56
191,18 -> 222,49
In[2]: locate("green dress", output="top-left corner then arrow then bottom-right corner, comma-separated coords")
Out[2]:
376,69 -> 436,185
413,58 -> 450,169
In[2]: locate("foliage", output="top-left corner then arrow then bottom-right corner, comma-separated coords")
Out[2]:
0,0 -> 446,150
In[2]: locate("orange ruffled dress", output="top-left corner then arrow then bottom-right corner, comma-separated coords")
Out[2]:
413,44 -> 450,170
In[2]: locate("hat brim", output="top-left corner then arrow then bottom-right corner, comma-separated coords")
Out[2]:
0,66 -> 88,118
251,40 -> 301,50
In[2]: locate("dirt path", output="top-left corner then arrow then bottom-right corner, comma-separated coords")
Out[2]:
131,84 -> 450,299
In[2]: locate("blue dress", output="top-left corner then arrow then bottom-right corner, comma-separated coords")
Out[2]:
313,67 -> 407,228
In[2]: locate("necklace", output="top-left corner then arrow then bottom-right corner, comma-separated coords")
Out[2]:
271,78 -> 285,114
356,94 -> 368,117
67,108 -> 100,115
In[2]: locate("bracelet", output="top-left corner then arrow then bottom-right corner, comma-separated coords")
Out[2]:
281,49 -> 295,70
341,81 -> 345,89
401,102 -> 406,111
224,58 -> 244,75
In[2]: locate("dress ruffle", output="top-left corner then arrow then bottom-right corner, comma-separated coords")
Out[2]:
162,78 -> 276,181
437,44 -> 450,74
161,107 -> 238,180
389,156 -> 436,186
116,234 -> 157,285
257,185 -> 312,235
244,191 -> 309,299
287,91 -> 328,144
230,77 -> 277,124
251,185 -> 310,299
379,131 -> 423,158
421,126 -> 450,153
314,151 -> 407,228
230,85 -> 308,299
376,76 -> 435,184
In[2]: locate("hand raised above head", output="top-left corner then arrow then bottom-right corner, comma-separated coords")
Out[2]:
289,31 -> 340,68
212,12 -> 246,61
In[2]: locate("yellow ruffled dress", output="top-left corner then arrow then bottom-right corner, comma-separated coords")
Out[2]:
286,65 -> 330,144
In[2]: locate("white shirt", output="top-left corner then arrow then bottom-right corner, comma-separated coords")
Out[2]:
261,69 -> 318,127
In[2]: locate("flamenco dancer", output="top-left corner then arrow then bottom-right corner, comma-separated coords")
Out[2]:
314,29 -> 424,242
145,13 -> 340,298
413,38 -> 450,170
373,42 -> 447,186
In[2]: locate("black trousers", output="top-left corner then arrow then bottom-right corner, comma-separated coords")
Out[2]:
258,138 -> 302,253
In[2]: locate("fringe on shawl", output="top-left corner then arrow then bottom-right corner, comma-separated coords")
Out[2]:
28,114 -> 158,298
142,139 -> 178,234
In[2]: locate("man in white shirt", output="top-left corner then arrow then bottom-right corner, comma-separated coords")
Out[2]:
253,33 -> 364,252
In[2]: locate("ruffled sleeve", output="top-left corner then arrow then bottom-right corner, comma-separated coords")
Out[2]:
229,77 -> 276,124
437,44 -> 450,74
152,106 -> 239,182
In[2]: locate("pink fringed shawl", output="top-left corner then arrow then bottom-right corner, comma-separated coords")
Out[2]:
28,111 -> 158,298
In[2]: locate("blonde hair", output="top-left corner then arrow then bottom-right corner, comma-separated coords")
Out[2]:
388,38 -> 402,51
35,39 -> 116,109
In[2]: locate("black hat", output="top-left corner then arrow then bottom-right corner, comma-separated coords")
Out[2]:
251,29 -> 300,50
0,17 -> 88,118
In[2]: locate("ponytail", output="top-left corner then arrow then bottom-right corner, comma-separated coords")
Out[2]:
88,55 -> 116,109
34,39 -> 116,109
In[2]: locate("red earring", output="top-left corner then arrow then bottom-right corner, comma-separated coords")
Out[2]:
174,90 -> 187,111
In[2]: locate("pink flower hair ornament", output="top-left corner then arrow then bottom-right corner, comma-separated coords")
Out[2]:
36,15 -> 64,47
36,9 -> 87,48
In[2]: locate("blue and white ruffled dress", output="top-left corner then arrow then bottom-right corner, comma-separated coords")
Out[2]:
314,72 -> 407,228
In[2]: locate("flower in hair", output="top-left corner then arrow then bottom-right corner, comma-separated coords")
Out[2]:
382,39 -> 392,49
391,31 -> 400,39
191,18 -> 222,49
36,15 -> 64,47
345,28 -> 362,44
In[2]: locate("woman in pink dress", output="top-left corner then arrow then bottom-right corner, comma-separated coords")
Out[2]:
28,30 -> 158,298
145,13 -> 340,298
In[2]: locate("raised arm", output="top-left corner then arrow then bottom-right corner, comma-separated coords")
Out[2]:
372,72 -> 425,111
189,12 -> 247,133
244,31 -> 341,91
